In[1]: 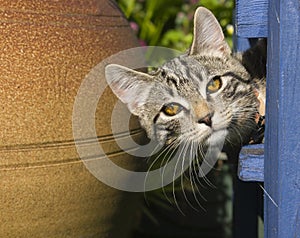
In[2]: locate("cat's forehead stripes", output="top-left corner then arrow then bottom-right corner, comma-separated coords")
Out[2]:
161,56 -> 208,84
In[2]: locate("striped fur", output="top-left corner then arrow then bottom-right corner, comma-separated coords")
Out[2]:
105,7 -> 266,161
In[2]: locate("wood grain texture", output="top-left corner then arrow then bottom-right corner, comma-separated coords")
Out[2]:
238,144 -> 264,182
235,0 -> 268,38
265,0 -> 300,237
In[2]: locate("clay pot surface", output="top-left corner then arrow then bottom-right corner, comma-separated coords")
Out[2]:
0,0 -> 145,237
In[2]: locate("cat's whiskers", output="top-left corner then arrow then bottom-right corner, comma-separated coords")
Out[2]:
177,130 -> 215,184
230,111 -> 257,131
227,91 -> 259,145
182,140 -> 206,211
145,139 -> 168,164
146,140 -> 173,167
188,141 -> 207,210
174,137 -> 208,212
188,166 -> 207,210
147,139 -> 182,204
196,144 -> 218,188
189,142 -> 215,188
161,143 -> 180,205
145,139 -> 180,189
143,141 -> 175,205
171,138 -> 192,214
230,93 -> 258,112
161,141 -> 181,168
177,140 -> 200,212
226,124 -> 245,147
197,166 -> 216,188
178,127 -> 210,146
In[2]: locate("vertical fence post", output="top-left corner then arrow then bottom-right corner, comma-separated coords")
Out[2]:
265,0 -> 300,237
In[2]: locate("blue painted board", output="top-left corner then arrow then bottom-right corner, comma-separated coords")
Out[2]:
233,9 -> 252,52
265,0 -> 300,237
233,36 -> 251,52
238,144 -> 264,182
235,0 -> 268,38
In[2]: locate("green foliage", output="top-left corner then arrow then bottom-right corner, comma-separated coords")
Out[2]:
116,0 -> 234,51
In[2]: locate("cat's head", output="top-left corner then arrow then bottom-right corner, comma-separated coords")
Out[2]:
105,7 -> 261,150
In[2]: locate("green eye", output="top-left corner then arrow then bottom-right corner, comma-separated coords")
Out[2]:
162,103 -> 183,116
207,76 -> 222,94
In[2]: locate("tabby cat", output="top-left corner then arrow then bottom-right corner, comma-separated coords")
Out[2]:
105,7 -> 266,164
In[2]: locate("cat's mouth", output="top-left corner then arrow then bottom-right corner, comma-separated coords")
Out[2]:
194,116 -> 228,144
176,125 -> 228,149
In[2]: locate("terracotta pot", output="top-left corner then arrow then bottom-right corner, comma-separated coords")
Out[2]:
0,0 -> 145,237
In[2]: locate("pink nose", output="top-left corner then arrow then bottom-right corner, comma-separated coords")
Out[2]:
198,113 -> 213,127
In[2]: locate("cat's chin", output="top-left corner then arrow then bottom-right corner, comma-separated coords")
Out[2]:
206,129 -> 228,148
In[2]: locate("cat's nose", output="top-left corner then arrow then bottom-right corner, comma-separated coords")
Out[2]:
197,113 -> 213,127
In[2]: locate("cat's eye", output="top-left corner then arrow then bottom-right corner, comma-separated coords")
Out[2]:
162,103 -> 183,116
206,76 -> 222,94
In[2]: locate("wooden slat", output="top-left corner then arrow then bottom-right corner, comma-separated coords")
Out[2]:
233,35 -> 251,52
265,0 -> 300,237
238,144 -> 264,182
235,0 -> 268,38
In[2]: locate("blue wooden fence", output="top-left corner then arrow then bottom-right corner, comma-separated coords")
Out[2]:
235,0 -> 300,237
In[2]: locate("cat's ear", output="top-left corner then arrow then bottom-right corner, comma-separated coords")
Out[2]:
190,7 -> 231,56
105,64 -> 154,115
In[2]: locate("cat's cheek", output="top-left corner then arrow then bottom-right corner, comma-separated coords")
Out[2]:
150,127 -> 169,144
137,119 -> 155,141
211,113 -> 230,131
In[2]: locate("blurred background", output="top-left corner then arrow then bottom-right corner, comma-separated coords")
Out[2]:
114,1 -> 236,238
116,0 -> 234,50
